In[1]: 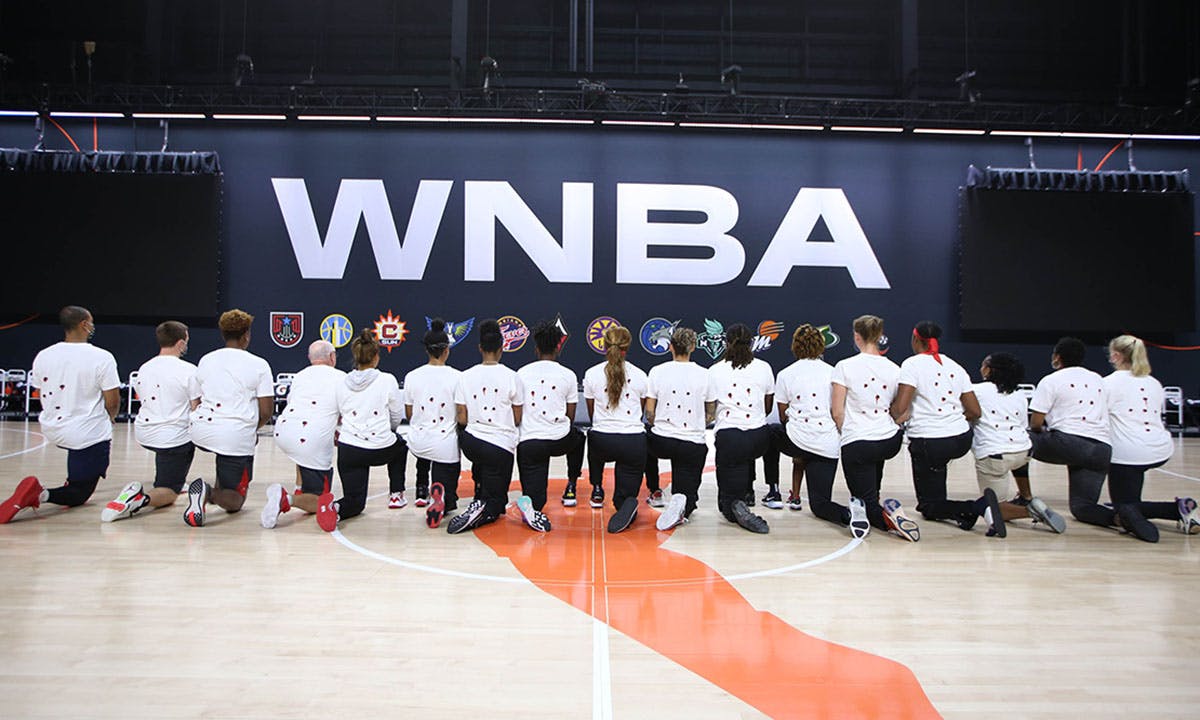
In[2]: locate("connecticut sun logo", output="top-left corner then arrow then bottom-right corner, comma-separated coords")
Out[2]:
373,310 -> 409,353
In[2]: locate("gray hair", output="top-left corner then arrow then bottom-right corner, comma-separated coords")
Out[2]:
308,340 -> 337,365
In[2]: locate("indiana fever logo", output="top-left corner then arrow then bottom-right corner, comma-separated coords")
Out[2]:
373,310 -> 409,353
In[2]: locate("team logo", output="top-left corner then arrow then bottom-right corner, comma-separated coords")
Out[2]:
639,318 -> 679,355
817,324 -> 840,350
426,316 -> 475,347
877,334 -> 890,355
498,315 -> 530,352
269,312 -> 304,348
586,316 -> 620,354
372,310 -> 409,353
553,313 -> 569,352
697,318 -> 726,360
751,320 -> 786,354
319,314 -> 353,348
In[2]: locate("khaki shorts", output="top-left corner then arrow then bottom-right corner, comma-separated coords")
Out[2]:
974,451 -> 1031,496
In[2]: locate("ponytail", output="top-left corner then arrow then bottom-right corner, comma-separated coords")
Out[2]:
723,323 -> 754,369
1109,335 -> 1152,377
350,329 -> 379,368
603,325 -> 632,407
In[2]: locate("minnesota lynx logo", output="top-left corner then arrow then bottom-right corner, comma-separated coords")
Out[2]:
697,318 -> 726,360
639,318 -> 679,356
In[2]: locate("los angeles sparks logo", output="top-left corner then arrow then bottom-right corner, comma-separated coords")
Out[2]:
373,310 -> 409,353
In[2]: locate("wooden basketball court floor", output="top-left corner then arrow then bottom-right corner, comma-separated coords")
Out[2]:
1,422 -> 1197,719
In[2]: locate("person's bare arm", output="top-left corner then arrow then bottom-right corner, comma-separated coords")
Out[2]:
777,402 -> 789,427
565,401 -> 577,425
405,403 -> 414,422
512,404 -> 523,426
704,401 -> 716,425
830,383 -> 847,431
763,393 -> 774,415
586,398 -> 595,420
1030,411 -> 1047,432
961,391 -> 982,423
644,398 -> 657,425
256,396 -> 274,428
103,388 -> 120,422
190,397 -> 201,411
890,384 -> 916,424
456,403 -> 468,426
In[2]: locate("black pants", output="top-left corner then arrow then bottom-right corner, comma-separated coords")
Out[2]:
517,426 -> 585,510
336,437 -> 408,521
645,430 -> 708,517
909,430 -> 977,522
414,456 -> 462,512
1029,430 -> 1112,527
771,426 -> 846,526
459,429 -> 515,519
714,426 -> 776,515
1107,460 -> 1175,522
46,440 -> 110,507
400,456 -> 432,493
587,430 -> 646,510
840,430 -> 904,530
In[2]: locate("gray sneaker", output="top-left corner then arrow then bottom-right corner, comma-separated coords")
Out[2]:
848,497 -> 870,539
1028,497 -> 1067,534
656,493 -> 687,531
731,500 -> 769,534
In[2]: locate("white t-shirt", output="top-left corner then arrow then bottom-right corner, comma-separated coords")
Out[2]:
971,382 -> 1032,458
831,353 -> 901,446
336,369 -> 405,450
583,361 -> 648,434
190,347 -> 274,456
708,358 -> 775,432
274,364 -> 345,470
1029,366 -> 1109,443
517,360 -> 578,442
898,353 -> 973,439
455,363 -> 524,454
647,360 -> 713,444
1104,370 -> 1173,466
31,341 -> 120,450
403,364 -> 462,463
775,358 -> 840,459
133,355 -> 200,450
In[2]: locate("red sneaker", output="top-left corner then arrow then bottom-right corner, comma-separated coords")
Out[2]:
426,482 -> 445,528
316,492 -> 338,532
0,476 -> 43,524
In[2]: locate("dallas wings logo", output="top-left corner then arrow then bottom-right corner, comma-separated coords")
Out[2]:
697,318 -> 726,360
270,312 -> 303,348
751,320 -> 786,354
373,310 -> 409,353
426,316 -> 474,347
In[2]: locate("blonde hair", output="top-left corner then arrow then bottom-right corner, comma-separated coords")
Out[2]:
791,324 -> 825,360
351,329 -> 379,368
218,309 -> 253,341
1109,335 -> 1151,377
603,325 -> 632,407
853,314 -> 884,345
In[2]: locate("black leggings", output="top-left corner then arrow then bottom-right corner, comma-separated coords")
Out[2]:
587,430 -> 646,510
645,431 -> 708,517
335,437 -> 408,521
46,440 -> 110,507
1029,430 -> 1112,528
714,426 -> 775,515
1107,460 -> 1176,522
908,430 -> 978,522
840,431 -> 904,530
459,430 -> 515,519
517,426 -> 586,510
771,426 -> 846,526
414,455 -> 463,512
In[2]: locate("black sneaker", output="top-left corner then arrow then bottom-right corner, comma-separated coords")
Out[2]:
743,489 -> 756,507
731,500 -> 769,534
562,480 -> 578,507
589,485 -> 605,509
1008,494 -> 1031,507
447,499 -> 488,535
762,488 -> 784,509
1116,504 -> 1159,543
414,484 -> 430,508
607,497 -> 638,533
982,488 -> 1006,538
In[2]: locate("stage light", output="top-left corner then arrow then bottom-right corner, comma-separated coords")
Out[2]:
132,112 -> 206,120
830,125 -> 904,133
233,53 -> 254,87
720,64 -> 743,96
211,113 -> 287,120
481,56 -> 498,91
296,114 -> 371,122
913,128 -> 986,135
50,111 -> 125,118
956,69 -> 979,103
0,110 -> 37,117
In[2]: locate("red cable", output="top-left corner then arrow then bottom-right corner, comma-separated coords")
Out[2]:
1093,141 -> 1123,172
0,314 -> 39,331
1143,341 -> 1200,351
44,116 -> 81,152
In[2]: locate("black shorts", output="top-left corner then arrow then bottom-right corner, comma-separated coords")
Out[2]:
145,441 -> 196,494
214,454 -> 255,495
297,466 -> 333,495
67,440 -> 111,484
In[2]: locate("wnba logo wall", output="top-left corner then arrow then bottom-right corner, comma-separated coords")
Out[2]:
270,312 -> 304,348
640,318 -> 679,355
498,315 -> 529,352
320,313 -> 353,348
372,310 -> 408,353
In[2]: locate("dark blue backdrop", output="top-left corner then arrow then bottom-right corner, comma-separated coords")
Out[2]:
1,118 -> 1197,393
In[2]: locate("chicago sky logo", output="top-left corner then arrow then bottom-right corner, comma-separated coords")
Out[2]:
320,313 -> 353,348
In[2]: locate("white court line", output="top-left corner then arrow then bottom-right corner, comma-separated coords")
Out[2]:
330,528 -> 530,584
1153,467 -> 1200,483
0,427 -> 48,461
595,511 -> 613,720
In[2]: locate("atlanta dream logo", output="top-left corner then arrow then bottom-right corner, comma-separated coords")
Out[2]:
270,312 -> 304,348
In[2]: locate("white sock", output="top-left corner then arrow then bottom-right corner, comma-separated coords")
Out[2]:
38,489 -> 49,504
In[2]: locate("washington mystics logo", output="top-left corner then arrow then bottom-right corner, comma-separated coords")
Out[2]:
270,312 -> 304,348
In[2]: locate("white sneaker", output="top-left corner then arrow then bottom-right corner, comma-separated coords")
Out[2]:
260,483 -> 292,529
848,497 -> 870,539
656,493 -> 687,531
1177,497 -> 1200,534
388,492 -> 407,509
515,495 -> 552,532
101,481 -> 150,523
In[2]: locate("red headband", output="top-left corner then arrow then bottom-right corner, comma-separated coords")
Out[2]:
913,327 -> 942,364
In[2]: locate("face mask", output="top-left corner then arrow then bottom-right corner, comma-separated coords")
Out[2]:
87,323 -> 96,340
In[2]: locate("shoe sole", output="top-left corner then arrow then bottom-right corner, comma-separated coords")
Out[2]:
848,500 -> 870,540
447,505 -> 486,534
102,481 -> 145,523
426,483 -> 445,528
656,494 -> 687,531
607,499 -> 638,533
0,476 -> 42,524
562,498 -> 578,507
763,500 -> 784,509
260,483 -> 284,529
316,492 -> 338,532
984,488 -> 1006,538
184,480 -> 207,527
515,496 -> 550,532
883,500 -> 920,542
1028,498 -> 1067,534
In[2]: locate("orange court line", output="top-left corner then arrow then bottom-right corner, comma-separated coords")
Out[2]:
476,471 -> 941,720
